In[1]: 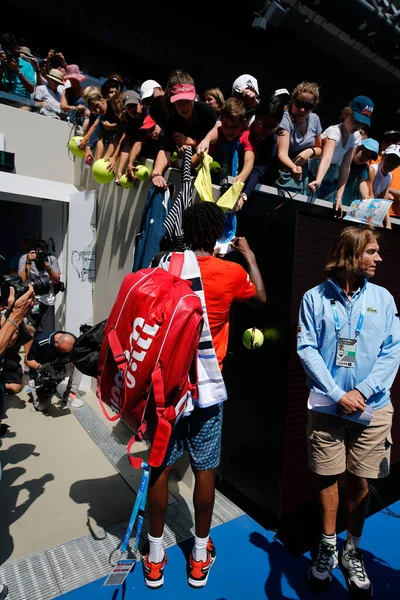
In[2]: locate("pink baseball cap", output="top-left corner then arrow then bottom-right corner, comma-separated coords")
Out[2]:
65,64 -> 86,82
170,83 -> 196,103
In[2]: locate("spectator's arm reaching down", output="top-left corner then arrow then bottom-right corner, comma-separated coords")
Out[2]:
293,134 -> 323,166
359,177 -> 370,200
196,121 -> 222,157
335,146 -> 356,217
276,129 -> 302,180
0,286 -> 35,357
151,149 -> 170,189
60,89 -> 85,115
234,151 -> 256,212
308,137 -> 336,194
104,129 -> 125,173
125,139 -> 144,181
79,118 -> 99,150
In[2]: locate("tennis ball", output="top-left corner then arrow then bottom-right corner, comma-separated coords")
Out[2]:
263,328 -> 281,343
210,160 -> 222,173
135,165 -> 150,181
170,151 -> 179,163
119,174 -> 133,189
68,136 -> 85,158
92,159 -> 115,184
242,327 -> 264,350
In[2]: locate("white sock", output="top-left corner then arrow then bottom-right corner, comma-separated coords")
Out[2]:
148,533 -> 164,563
192,534 -> 209,562
345,531 -> 362,549
321,533 -> 337,547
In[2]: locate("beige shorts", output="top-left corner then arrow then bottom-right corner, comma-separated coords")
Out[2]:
307,402 -> 394,479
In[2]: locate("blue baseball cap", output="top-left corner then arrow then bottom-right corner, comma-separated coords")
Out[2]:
349,95 -> 374,126
360,137 -> 379,160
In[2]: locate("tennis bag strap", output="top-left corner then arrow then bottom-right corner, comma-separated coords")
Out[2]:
127,252 -> 186,470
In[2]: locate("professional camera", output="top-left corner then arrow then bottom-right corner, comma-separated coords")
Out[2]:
32,357 -> 72,412
0,274 -> 50,307
34,250 -> 48,271
5,50 -> 19,61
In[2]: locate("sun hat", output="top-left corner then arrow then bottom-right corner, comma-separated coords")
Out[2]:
349,95 -> 374,127
170,84 -> 196,103
232,74 -> 259,96
46,68 -> 65,85
140,115 -> 157,130
140,79 -> 161,101
123,90 -> 140,107
384,144 -> 400,159
65,64 -> 86,83
360,138 -> 379,160
18,45 -> 34,58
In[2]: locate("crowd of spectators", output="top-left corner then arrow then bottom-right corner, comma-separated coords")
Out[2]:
1,31 -> 400,222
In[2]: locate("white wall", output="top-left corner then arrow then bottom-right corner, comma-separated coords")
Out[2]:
0,104 -> 75,184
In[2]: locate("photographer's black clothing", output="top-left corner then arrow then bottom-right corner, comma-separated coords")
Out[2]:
27,303 -> 55,333
28,331 -> 66,365
1,344 -> 23,386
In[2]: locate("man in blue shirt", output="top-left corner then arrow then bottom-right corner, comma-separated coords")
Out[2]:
297,224 -> 400,596
0,33 -> 34,99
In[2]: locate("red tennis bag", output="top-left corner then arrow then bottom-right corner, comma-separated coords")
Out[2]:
97,254 -> 203,469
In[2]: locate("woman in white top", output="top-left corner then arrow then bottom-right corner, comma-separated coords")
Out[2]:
308,95 -> 374,216
368,145 -> 400,229
276,81 -> 322,195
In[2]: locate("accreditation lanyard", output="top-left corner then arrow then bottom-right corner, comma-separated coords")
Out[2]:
331,293 -> 366,368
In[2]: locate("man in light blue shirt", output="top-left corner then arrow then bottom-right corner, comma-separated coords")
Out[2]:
0,33 -> 34,99
297,224 -> 400,596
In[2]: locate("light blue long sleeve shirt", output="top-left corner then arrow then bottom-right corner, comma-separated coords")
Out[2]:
297,278 -> 400,410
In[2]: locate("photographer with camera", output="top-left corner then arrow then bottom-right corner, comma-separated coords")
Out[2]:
18,239 -> 61,334
0,33 -> 35,99
26,331 -> 83,410
0,284 -> 35,436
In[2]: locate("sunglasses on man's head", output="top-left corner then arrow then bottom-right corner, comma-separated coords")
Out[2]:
294,99 -> 315,111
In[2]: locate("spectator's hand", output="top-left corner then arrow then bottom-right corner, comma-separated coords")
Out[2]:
291,165 -> 303,182
43,261 -> 51,271
8,285 -> 35,324
334,198 -> 343,219
308,179 -> 321,194
105,157 -> 117,173
293,150 -> 312,167
232,197 -> 245,213
103,120 -> 115,131
196,139 -> 210,157
48,49 -> 55,58
55,52 -> 66,66
30,57 -> 40,72
338,390 -> 366,415
7,58 -> 20,74
126,164 -> 138,181
151,174 -> 167,189
26,250 -> 37,264
78,138 -> 88,150
239,87 -> 259,108
77,104 -> 86,114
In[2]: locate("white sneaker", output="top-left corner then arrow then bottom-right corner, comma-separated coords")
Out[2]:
308,542 -> 338,590
342,546 -> 373,596
64,393 -> 83,408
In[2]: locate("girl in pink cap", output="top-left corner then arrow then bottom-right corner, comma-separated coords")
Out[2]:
60,64 -> 87,129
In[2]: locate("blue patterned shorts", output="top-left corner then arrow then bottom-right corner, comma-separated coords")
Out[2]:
165,403 -> 223,471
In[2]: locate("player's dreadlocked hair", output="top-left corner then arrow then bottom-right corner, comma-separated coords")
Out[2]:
182,202 -> 225,254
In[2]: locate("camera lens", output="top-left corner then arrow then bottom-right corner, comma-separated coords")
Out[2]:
30,275 -> 50,296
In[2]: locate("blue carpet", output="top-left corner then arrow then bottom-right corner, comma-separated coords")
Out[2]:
60,502 -> 400,599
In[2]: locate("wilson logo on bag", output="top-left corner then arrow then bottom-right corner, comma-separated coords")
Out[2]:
97,254 -> 203,469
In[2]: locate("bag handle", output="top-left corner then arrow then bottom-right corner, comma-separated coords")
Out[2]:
168,252 -> 184,277
97,328 -> 128,422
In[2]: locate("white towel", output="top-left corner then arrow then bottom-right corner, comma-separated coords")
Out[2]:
159,250 -> 227,415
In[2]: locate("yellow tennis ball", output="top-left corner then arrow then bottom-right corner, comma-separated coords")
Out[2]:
170,151 -> 179,163
92,159 -> 115,184
119,174 -> 134,189
210,160 -> 222,173
135,165 -> 150,181
242,327 -> 264,350
68,136 -> 85,158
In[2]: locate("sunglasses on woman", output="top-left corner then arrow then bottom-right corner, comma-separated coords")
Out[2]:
294,99 -> 315,111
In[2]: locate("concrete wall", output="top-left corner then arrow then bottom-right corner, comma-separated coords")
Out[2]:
0,104 -> 74,184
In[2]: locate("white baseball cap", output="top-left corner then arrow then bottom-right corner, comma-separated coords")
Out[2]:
274,88 -> 290,98
384,144 -> 400,159
232,74 -> 259,96
140,79 -> 161,101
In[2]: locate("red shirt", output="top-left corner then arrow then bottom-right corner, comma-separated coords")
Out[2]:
197,256 -> 255,368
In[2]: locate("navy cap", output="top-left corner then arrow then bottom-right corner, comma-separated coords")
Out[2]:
349,95 -> 374,126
